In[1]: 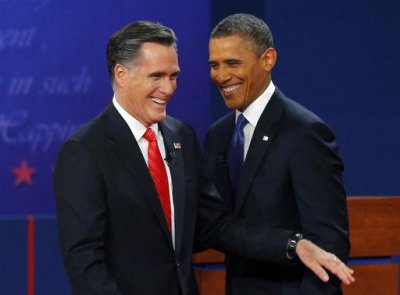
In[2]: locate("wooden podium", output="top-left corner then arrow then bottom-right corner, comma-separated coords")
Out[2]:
193,196 -> 400,295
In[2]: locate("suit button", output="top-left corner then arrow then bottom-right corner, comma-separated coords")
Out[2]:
176,261 -> 180,268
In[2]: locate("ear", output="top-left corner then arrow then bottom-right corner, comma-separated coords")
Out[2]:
114,64 -> 129,87
261,48 -> 277,72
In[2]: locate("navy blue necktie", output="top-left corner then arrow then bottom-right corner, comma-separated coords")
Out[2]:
228,114 -> 248,199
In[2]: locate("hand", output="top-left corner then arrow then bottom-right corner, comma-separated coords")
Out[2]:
295,239 -> 355,285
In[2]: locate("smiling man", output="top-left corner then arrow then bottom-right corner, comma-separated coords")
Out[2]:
114,41 -> 179,126
203,13 -> 352,294
54,21 -> 201,294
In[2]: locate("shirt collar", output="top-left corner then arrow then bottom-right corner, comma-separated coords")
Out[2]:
236,81 -> 275,127
112,95 -> 159,141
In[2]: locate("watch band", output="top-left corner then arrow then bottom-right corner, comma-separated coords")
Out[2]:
287,232 -> 304,259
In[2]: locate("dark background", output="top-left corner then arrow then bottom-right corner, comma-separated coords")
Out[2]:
210,0 -> 400,196
1,1 -> 399,216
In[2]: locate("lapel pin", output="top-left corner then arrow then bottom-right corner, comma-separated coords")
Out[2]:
262,136 -> 269,142
173,142 -> 181,149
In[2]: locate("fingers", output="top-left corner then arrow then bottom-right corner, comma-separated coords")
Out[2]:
317,253 -> 355,285
323,254 -> 355,285
296,239 -> 355,285
296,240 -> 330,282
308,263 -> 330,282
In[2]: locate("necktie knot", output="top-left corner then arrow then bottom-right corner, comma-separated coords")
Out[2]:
143,128 -> 157,143
236,114 -> 247,131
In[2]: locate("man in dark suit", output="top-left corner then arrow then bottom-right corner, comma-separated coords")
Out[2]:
202,14 -> 352,294
54,20 -> 353,295
54,21 -> 202,294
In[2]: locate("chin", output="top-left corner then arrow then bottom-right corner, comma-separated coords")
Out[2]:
224,100 -> 238,110
153,114 -> 167,123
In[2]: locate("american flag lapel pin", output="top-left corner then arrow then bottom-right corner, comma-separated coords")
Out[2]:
173,142 -> 181,149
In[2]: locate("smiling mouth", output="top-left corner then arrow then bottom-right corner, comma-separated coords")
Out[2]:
221,84 -> 240,94
151,97 -> 167,105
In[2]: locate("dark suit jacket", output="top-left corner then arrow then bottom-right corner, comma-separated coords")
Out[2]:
202,88 -> 350,295
54,103 -> 201,295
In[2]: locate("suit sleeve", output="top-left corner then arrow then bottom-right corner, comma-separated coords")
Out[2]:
54,140 -> 122,295
290,121 -> 350,293
194,128 -> 294,266
195,177 -> 294,266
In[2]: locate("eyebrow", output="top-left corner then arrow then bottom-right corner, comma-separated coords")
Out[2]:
209,58 -> 242,64
148,70 -> 180,77
224,58 -> 242,63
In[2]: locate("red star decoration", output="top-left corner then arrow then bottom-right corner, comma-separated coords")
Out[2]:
11,160 -> 37,186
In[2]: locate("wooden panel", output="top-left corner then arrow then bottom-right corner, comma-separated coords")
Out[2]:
343,263 -> 399,295
195,269 -> 225,295
348,196 -> 400,257
193,196 -> 400,294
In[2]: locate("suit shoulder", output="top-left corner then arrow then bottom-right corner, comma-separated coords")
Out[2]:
64,109 -> 107,147
280,94 -> 325,126
277,93 -> 338,142
163,115 -> 197,137
209,111 -> 234,131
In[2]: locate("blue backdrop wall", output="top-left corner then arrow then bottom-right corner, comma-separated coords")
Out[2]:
1,1 -> 399,215
1,0 -> 211,215
0,0 -> 399,294
265,1 -> 400,195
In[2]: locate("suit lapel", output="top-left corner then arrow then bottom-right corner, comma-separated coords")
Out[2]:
160,119 -> 185,254
104,104 -> 173,245
234,90 -> 285,215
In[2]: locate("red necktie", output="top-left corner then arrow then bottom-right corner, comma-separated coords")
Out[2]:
143,128 -> 172,231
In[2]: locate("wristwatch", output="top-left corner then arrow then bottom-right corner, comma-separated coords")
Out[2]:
287,233 -> 304,259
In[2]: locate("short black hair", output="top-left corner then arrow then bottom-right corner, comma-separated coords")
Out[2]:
211,13 -> 274,56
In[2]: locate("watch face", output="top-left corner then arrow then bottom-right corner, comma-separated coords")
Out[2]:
287,233 -> 303,259
295,233 -> 304,239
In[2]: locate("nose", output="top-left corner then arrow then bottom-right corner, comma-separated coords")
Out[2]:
212,66 -> 231,84
160,78 -> 176,96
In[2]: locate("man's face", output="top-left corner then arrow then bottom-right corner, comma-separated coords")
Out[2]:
117,42 -> 179,127
209,35 -> 272,112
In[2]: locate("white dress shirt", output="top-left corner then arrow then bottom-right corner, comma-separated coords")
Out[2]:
234,81 -> 276,160
112,96 -> 176,248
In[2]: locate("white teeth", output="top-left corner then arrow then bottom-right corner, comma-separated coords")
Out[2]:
222,84 -> 240,93
151,97 -> 166,105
